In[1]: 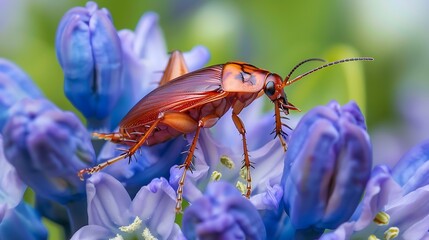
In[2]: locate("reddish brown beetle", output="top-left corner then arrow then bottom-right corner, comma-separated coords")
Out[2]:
79,52 -> 373,211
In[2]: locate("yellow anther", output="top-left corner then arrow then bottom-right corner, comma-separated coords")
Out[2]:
384,227 -> 399,240
220,155 -> 235,169
240,167 -> 248,180
368,234 -> 380,240
210,171 -> 222,181
119,216 -> 142,233
374,211 -> 390,225
109,234 -> 124,240
236,181 -> 246,195
142,228 -> 158,240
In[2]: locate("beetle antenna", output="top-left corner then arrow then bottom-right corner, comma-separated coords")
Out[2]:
283,58 -> 326,83
283,57 -> 374,87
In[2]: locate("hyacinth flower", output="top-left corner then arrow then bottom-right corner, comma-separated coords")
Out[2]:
280,101 -> 372,239
2,98 -> 96,232
183,181 -> 266,240
55,2 -> 210,131
0,137 -> 48,239
71,172 -> 184,240
55,1 -> 123,131
0,58 -> 43,130
321,139 -> 429,240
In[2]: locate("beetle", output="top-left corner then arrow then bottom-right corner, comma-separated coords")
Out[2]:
78,51 -> 373,212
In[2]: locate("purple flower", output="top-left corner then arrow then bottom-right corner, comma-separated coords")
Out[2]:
2,98 -> 95,233
55,1 -> 122,130
0,202 -> 48,240
0,137 -> 47,239
183,181 -> 266,240
321,140 -> 429,240
281,101 -> 372,236
0,58 -> 43,130
3,99 -> 95,203
0,136 -> 26,221
71,172 -> 184,240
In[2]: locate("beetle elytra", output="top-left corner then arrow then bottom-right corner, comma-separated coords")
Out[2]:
79,51 -> 373,212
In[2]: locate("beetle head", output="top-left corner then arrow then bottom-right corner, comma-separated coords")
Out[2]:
263,73 -> 295,114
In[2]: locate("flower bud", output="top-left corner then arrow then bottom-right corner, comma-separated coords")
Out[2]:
55,1 -> 122,129
2,98 -> 95,204
0,59 -> 43,130
183,181 -> 266,240
282,101 -> 372,232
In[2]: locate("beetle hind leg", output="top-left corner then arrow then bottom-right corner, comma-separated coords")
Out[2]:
79,118 -> 163,180
231,113 -> 253,198
174,114 -> 219,213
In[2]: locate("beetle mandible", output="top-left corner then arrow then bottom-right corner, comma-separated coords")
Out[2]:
78,51 -> 373,212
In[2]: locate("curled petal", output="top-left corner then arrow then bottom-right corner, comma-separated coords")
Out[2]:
282,101 -> 372,231
2,99 -> 95,203
0,59 -> 43,129
0,137 -> 26,220
56,1 -> 122,129
131,178 -> 182,239
183,181 -> 266,240
86,172 -> 131,228
392,139 -> 429,193
70,225 -> 114,240
0,202 -> 47,240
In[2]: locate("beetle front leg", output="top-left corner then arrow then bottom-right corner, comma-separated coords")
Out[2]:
274,100 -> 288,152
231,113 -> 252,199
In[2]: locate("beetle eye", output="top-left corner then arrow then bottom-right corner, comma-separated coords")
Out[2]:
264,81 -> 276,96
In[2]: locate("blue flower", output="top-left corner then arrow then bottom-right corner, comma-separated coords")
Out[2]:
281,101 -> 372,237
0,202 -> 48,240
3,98 -> 95,204
321,139 -> 429,239
183,181 -> 266,240
0,58 -> 43,130
71,172 -> 184,240
56,1 -> 122,130
0,136 -> 26,221
0,137 -> 47,239
2,98 -> 95,233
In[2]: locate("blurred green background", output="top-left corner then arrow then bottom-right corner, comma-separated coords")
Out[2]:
1,0 -> 428,237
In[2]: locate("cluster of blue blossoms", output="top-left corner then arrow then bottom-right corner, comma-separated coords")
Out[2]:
1,2 -> 428,240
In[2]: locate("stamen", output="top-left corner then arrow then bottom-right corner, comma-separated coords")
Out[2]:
142,228 -> 158,240
384,227 -> 399,240
119,216 -> 142,233
240,167 -> 248,180
368,234 -> 380,240
220,155 -> 235,169
373,211 -> 390,225
236,181 -> 246,195
109,234 -> 124,240
210,171 -> 222,181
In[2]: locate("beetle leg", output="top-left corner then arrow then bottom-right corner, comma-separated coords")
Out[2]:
274,101 -> 288,152
78,117 -> 163,180
231,113 -> 252,199
159,50 -> 189,86
174,114 -> 219,213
